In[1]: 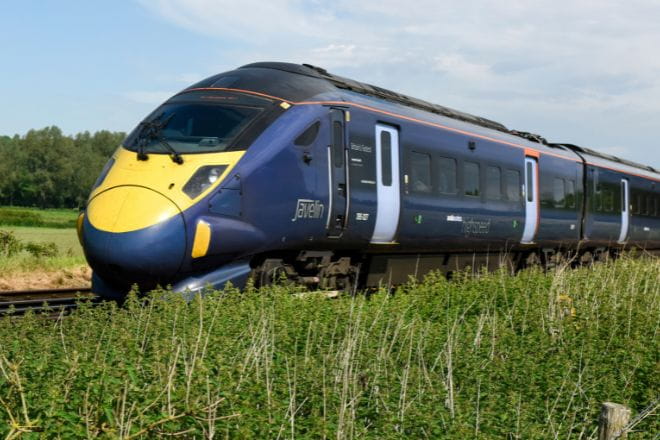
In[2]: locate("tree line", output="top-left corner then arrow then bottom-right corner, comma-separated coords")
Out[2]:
0,127 -> 125,209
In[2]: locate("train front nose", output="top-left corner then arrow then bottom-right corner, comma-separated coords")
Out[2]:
82,186 -> 187,289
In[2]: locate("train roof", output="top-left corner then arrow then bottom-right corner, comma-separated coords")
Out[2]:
555,144 -> 660,180
185,61 -> 658,178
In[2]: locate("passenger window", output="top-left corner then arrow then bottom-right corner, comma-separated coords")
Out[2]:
438,157 -> 457,194
332,121 -> 344,167
505,170 -> 521,202
464,162 -> 480,197
565,180 -> 576,208
632,194 -> 640,214
294,121 -> 320,146
604,188 -> 614,212
647,196 -> 654,217
553,178 -> 565,208
380,131 -> 392,186
410,152 -> 432,194
594,184 -> 603,212
486,166 -> 502,200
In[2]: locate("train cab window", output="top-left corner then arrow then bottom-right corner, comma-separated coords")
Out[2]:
410,152 -> 432,193
565,180 -> 576,208
380,131 -> 392,186
464,162 -> 480,197
294,121 -> 320,146
438,157 -> 457,194
486,166 -> 501,200
505,170 -> 521,202
553,178 -> 565,208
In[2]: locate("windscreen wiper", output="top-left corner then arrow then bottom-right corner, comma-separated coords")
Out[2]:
133,113 -> 183,164
157,136 -> 184,164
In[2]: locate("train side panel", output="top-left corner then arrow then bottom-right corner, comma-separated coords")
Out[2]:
536,154 -> 583,246
628,174 -> 660,246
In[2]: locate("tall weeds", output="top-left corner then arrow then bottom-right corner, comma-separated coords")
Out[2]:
0,256 -> 657,438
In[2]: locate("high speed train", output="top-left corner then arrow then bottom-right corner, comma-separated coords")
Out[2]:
79,62 -> 660,299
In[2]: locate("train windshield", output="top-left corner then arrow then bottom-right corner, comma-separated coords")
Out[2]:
123,102 -> 264,154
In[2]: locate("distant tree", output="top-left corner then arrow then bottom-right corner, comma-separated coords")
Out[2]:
0,127 -> 125,208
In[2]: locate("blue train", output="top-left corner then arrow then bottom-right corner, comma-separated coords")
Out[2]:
79,62 -> 660,299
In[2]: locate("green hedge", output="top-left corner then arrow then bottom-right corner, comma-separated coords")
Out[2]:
0,207 -> 76,228
0,257 -> 658,438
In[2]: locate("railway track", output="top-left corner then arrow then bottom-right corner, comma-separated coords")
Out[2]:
0,287 -> 98,315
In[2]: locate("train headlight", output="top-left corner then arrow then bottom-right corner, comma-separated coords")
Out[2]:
182,165 -> 228,199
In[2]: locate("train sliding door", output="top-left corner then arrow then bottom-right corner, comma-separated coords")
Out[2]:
521,156 -> 539,244
618,179 -> 629,243
371,124 -> 400,243
327,108 -> 349,237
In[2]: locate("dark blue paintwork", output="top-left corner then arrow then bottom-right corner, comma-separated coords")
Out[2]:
85,63 -> 660,298
82,207 -> 187,291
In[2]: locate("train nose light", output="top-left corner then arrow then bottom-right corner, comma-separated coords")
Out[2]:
182,165 -> 228,199
208,167 -> 222,184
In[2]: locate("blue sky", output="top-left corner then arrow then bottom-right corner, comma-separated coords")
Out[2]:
1,0 -> 659,167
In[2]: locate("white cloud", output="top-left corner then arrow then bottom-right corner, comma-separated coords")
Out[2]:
432,54 -> 493,82
138,0 -> 660,165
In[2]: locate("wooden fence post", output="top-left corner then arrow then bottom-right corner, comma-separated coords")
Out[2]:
598,402 -> 631,440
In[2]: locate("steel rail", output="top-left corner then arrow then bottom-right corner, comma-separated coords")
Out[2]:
0,287 -> 98,315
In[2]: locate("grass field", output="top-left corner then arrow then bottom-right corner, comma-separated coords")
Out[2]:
0,226 -> 85,273
0,205 -> 86,275
0,206 -> 78,228
5,226 -> 83,256
0,256 -> 657,438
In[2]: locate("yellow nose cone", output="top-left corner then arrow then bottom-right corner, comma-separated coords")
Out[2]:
87,186 -> 181,233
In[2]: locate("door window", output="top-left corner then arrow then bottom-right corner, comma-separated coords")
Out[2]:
380,131 -> 392,186
526,162 -> 534,202
332,121 -> 344,167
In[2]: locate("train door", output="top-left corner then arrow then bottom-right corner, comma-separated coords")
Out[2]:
617,178 -> 629,243
371,124 -> 400,243
521,156 -> 539,243
327,108 -> 349,237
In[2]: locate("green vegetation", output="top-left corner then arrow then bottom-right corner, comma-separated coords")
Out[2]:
0,227 -> 85,273
0,206 -> 79,228
0,206 -> 85,273
0,127 -> 124,209
0,257 -> 658,438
